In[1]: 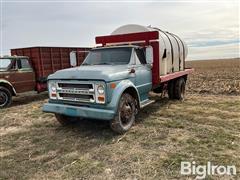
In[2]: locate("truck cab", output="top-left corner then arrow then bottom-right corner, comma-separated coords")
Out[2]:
43,45 -> 154,133
0,56 -> 36,107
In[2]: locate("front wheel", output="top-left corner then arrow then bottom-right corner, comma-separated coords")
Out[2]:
0,87 -> 12,108
110,93 -> 136,134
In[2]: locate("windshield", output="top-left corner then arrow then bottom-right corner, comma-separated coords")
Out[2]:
82,47 -> 132,65
0,58 -> 12,71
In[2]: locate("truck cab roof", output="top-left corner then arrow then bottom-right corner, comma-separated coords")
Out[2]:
0,55 -> 29,59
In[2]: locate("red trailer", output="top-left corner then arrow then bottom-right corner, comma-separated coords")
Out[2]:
11,46 -> 91,85
0,46 -> 91,108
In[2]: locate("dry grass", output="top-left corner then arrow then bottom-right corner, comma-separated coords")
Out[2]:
0,59 -> 240,179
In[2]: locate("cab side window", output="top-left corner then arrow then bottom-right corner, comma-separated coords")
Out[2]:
17,59 -> 32,70
135,48 -> 147,64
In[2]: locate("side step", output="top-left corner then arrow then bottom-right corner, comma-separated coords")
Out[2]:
140,99 -> 155,108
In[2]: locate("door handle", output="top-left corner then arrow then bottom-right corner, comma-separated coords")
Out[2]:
129,68 -> 135,74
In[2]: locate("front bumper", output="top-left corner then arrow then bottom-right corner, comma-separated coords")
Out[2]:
42,103 -> 115,120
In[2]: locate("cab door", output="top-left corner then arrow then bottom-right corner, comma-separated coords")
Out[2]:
13,58 -> 36,93
133,48 -> 152,101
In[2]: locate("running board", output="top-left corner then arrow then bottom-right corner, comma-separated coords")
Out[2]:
140,99 -> 155,108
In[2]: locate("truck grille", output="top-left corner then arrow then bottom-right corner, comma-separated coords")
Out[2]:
56,82 -> 95,103
58,83 -> 93,89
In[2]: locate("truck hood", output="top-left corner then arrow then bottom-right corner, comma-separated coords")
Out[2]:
0,71 -> 11,76
48,65 -> 131,82
0,69 -> 10,73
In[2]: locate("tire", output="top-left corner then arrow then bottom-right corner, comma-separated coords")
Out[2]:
55,114 -> 78,126
0,86 -> 12,108
110,93 -> 136,134
174,78 -> 186,100
168,81 -> 175,99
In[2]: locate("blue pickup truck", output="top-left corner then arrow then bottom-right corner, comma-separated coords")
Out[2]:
43,24 -> 193,133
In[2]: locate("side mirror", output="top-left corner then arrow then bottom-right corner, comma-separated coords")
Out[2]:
145,46 -> 153,64
70,51 -> 77,67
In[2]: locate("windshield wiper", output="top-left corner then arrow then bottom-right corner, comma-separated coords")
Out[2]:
82,62 -> 112,66
97,62 -> 112,65
81,63 -> 92,66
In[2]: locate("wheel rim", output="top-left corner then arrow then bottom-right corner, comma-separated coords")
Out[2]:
119,99 -> 134,127
0,91 -> 8,107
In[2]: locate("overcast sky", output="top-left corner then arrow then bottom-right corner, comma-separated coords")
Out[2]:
1,0 -> 239,60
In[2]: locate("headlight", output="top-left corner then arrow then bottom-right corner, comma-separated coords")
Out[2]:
48,81 -> 57,92
97,85 -> 104,94
51,85 -> 57,92
48,81 -> 57,99
95,83 -> 105,104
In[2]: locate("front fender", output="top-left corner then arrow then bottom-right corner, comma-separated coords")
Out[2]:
108,80 -> 140,112
0,79 -> 17,95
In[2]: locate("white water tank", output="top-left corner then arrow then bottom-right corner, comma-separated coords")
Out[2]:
111,24 -> 188,75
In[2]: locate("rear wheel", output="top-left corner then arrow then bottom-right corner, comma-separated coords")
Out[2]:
174,78 -> 186,100
110,93 -> 136,134
55,114 -> 78,126
0,87 -> 12,108
168,81 -> 175,99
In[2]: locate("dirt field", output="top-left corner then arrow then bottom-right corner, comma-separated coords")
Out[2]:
186,58 -> 240,95
0,59 -> 239,179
